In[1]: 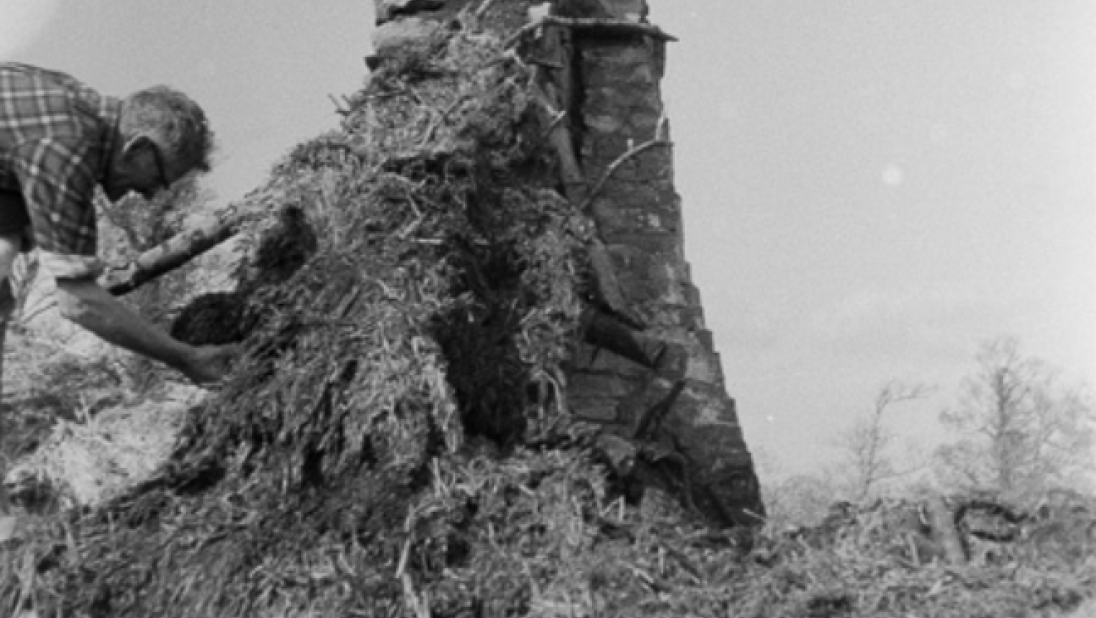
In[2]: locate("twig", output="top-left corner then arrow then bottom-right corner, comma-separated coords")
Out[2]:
474,0 -> 498,19
394,507 -> 430,617
586,238 -> 643,327
418,95 -> 473,147
361,89 -> 417,102
396,508 -> 416,579
541,109 -> 569,139
401,571 -> 431,618
577,138 -> 671,215
328,93 -> 349,116
527,57 -> 564,69
652,538 -> 704,584
634,380 -> 686,440
18,297 -> 57,326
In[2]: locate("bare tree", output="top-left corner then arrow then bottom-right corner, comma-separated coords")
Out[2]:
934,337 -> 1095,503
836,380 -> 929,502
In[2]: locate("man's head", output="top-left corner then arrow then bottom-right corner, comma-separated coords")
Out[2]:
103,86 -> 213,202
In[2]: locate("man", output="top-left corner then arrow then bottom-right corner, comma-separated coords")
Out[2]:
0,63 -> 236,390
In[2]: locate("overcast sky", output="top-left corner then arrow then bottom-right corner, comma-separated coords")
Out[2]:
656,0 -> 1094,473
2,0 -> 1093,476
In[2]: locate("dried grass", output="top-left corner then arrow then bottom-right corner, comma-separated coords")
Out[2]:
4,384 -> 201,509
3,19 -> 592,618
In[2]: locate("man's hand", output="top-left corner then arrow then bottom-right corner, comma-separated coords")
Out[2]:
180,343 -> 239,386
55,278 -> 241,385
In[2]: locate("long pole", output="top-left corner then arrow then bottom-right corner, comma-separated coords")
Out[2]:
101,214 -> 240,296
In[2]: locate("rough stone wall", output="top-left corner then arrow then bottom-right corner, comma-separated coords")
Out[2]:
372,0 -> 764,525
567,6 -> 762,525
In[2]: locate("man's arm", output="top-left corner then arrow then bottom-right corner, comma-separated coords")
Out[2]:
54,277 -> 234,385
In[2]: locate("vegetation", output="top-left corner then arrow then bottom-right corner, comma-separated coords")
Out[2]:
4,19 -> 596,617
934,337 -> 1096,503
834,381 -> 929,504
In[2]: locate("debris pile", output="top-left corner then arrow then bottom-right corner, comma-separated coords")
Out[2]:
3,17 -> 600,617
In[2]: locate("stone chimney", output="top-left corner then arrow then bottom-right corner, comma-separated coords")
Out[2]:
371,0 -> 765,526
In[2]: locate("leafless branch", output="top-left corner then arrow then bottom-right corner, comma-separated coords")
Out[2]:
576,138 -> 671,215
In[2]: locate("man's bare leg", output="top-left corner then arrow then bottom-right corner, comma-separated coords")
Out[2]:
0,233 -> 22,514
0,232 -> 21,398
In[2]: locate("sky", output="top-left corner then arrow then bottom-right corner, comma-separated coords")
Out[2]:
0,0 -> 373,201
654,0 -> 1095,474
2,0 -> 1093,476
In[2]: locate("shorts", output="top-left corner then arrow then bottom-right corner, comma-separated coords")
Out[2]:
0,192 -> 20,315
0,190 -> 33,252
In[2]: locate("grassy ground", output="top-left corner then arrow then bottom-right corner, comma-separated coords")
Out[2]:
3,428 -> 1093,617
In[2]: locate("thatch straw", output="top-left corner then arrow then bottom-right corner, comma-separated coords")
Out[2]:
3,385 -> 201,510
2,20 -> 594,618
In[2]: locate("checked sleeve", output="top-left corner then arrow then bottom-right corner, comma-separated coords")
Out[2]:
12,136 -> 103,279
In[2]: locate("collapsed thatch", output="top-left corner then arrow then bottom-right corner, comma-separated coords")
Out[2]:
2,19 -> 598,618
2,385 -> 201,510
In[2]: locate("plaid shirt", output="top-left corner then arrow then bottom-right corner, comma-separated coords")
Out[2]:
0,63 -> 121,279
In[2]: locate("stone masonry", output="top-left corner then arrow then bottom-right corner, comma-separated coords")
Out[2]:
372,0 -> 765,525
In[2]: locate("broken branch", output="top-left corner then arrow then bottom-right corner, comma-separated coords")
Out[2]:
577,138 -> 672,215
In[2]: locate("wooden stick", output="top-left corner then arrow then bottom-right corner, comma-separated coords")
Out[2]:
101,212 -> 241,296
634,380 -> 686,440
474,0 -> 498,19
586,238 -> 643,326
529,85 -> 585,192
